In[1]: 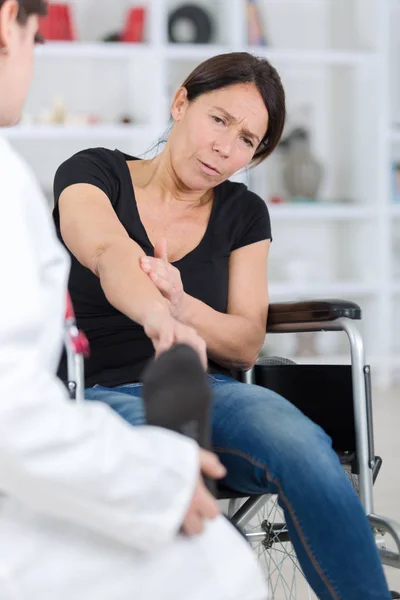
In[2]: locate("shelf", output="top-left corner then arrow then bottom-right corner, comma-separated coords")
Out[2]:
0,124 -> 155,141
34,42 -> 377,66
241,47 -> 377,66
268,203 -> 374,221
35,42 -> 152,59
165,44 -> 230,61
164,45 -> 377,66
269,282 -> 377,299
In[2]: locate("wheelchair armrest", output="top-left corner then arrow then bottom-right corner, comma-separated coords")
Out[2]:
267,299 -> 361,330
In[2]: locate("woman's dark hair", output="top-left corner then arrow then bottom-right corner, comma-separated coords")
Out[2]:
180,52 -> 286,166
0,0 -> 47,41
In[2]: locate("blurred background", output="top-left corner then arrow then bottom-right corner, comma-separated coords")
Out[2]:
1,0 -> 400,388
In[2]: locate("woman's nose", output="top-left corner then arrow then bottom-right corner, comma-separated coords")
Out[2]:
213,130 -> 235,158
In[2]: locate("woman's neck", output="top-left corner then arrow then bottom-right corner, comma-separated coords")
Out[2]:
133,147 -> 212,208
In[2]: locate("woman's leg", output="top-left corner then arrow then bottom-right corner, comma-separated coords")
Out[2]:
84,384 -> 145,426
209,374 -> 390,600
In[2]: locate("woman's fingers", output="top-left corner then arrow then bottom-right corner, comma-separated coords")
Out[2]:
140,256 -> 165,272
149,272 -> 172,299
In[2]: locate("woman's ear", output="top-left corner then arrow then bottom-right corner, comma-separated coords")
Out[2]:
170,87 -> 189,122
0,0 -> 19,51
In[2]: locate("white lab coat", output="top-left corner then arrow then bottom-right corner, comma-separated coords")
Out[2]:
0,138 -> 267,600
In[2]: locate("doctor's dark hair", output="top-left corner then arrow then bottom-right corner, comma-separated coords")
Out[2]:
0,0 -> 47,41
180,52 -> 286,167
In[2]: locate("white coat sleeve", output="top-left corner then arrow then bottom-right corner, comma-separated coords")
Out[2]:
0,150 -> 199,553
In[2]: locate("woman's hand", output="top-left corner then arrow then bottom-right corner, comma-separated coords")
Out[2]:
142,302 -> 207,370
140,239 -> 186,320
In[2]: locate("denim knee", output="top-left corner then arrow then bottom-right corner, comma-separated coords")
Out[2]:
212,380 -> 336,474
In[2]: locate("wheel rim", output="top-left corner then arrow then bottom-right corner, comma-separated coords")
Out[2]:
245,495 -> 317,600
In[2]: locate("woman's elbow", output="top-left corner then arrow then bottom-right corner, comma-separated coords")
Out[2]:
236,340 -> 264,371
238,355 -> 258,372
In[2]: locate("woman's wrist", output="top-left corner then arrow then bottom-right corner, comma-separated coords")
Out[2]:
178,292 -> 194,325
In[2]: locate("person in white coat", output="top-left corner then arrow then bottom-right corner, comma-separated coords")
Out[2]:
0,2 -> 268,599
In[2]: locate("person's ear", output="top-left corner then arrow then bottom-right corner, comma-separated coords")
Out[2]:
170,87 -> 189,123
0,0 -> 19,52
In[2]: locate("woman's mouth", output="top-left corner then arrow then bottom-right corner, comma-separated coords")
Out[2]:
198,160 -> 220,176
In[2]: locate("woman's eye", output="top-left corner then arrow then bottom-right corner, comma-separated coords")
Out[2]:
242,137 -> 254,148
212,116 -> 225,125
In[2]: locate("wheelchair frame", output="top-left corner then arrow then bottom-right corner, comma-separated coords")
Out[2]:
65,295 -> 400,572
228,300 -> 400,572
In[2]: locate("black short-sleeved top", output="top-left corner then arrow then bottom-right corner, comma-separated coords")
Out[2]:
53,147 -> 272,387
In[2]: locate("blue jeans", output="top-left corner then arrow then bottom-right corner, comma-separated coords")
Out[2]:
85,374 -> 390,600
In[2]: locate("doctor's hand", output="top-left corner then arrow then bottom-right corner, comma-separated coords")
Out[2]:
140,239 -> 186,320
182,449 -> 227,537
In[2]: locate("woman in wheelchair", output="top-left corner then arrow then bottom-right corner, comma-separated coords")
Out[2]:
54,52 -> 392,599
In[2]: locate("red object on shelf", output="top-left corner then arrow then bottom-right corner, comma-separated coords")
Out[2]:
39,3 -> 76,41
121,7 -> 146,43
270,195 -> 285,204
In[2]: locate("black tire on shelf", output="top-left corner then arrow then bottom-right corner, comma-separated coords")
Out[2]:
168,4 -> 214,45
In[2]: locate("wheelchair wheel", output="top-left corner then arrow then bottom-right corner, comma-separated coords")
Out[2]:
240,458 -> 361,598
245,494 -> 317,600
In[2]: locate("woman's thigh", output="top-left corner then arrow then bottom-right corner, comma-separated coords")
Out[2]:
209,375 -> 339,494
84,384 -> 145,426
84,376 -> 339,495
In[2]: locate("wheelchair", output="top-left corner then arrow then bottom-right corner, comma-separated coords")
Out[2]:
65,294 -> 400,599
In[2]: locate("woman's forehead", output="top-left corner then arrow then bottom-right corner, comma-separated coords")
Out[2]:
197,84 -> 269,127
199,84 -> 265,111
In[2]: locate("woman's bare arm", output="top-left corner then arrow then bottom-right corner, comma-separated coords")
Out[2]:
58,183 -> 207,364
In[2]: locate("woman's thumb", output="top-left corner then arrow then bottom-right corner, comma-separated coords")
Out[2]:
154,238 -> 168,262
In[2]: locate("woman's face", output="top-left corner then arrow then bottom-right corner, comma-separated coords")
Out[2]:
0,1 -> 38,126
169,82 -> 269,191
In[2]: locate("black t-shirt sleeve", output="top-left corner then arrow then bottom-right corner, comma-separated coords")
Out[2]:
53,147 -> 119,207
232,190 -> 272,251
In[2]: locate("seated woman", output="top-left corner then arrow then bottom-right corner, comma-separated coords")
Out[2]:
53,52 -> 391,599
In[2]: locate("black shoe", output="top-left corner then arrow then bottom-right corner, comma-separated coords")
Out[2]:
141,344 -> 215,494
391,592 -> 400,599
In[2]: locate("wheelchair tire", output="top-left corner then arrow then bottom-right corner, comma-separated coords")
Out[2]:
230,456 -> 362,599
256,356 -> 297,366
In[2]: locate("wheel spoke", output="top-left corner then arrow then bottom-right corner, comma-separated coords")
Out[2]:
247,494 -> 316,599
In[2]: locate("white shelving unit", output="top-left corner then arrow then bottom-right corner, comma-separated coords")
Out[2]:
4,123 -> 155,141
385,0 -> 400,386
1,0 -> 397,386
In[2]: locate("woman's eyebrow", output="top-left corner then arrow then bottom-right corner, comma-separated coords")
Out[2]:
213,106 -> 261,143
